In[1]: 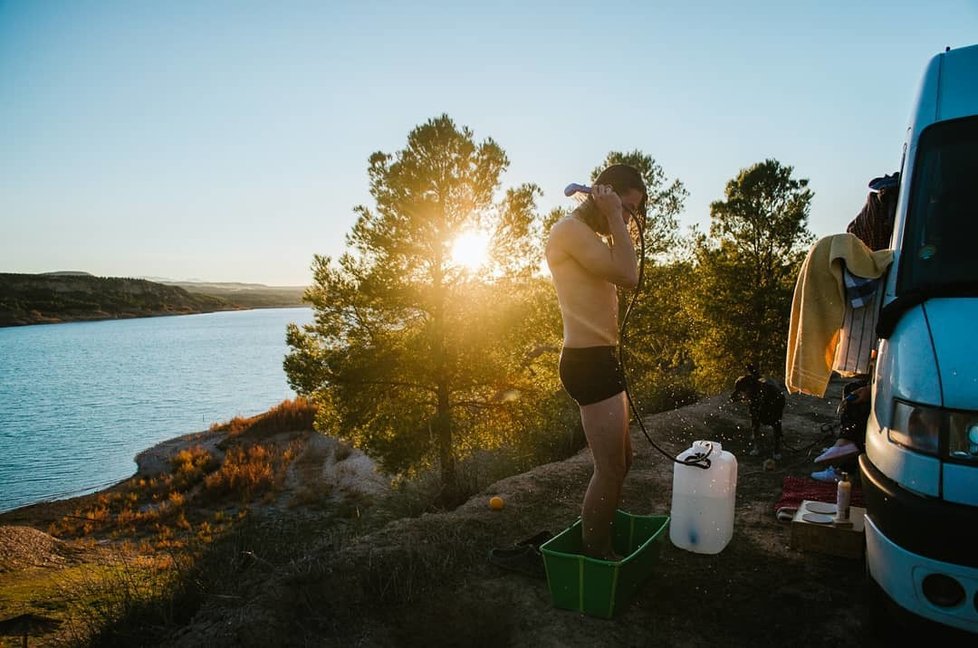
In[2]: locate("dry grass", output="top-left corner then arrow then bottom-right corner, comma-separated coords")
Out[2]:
169,445 -> 219,489
46,435 -> 301,545
287,439 -> 334,509
202,441 -> 301,502
7,401 -> 324,647
210,397 -> 316,440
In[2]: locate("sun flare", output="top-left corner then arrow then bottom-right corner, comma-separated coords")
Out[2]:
450,230 -> 491,272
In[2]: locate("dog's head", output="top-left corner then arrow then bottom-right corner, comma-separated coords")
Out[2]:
730,364 -> 762,403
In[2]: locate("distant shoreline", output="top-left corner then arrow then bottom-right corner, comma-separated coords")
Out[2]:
0,303 -> 314,329
0,272 -> 308,328
0,305 -> 243,328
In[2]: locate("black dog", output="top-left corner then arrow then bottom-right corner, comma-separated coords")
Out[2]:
730,365 -> 786,460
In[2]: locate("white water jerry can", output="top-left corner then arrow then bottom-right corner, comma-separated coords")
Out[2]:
669,440 -> 738,554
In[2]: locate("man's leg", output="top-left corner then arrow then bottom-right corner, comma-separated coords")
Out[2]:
579,391 -> 629,559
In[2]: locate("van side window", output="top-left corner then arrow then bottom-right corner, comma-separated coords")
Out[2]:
898,117 -> 978,296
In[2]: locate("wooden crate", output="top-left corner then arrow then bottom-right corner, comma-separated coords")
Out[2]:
790,500 -> 866,559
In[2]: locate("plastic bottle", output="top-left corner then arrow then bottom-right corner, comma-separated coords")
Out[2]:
669,440 -> 738,554
835,471 -> 852,524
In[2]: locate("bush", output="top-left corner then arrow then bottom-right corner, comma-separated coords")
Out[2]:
210,398 -> 317,441
169,445 -> 218,489
202,442 -> 299,502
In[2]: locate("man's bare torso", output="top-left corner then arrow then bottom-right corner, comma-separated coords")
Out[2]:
545,213 -> 620,348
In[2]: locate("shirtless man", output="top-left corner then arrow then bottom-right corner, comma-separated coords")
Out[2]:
545,164 -> 646,559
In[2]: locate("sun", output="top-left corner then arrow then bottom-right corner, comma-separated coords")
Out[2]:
450,229 -> 492,272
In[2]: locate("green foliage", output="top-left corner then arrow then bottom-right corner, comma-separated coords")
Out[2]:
687,159 -> 815,392
621,258 -> 700,410
591,150 -> 688,260
284,115 -> 564,497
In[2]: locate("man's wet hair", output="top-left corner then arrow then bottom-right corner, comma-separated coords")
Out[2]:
578,164 -> 647,234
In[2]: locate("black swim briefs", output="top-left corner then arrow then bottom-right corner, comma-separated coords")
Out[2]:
558,345 -> 626,406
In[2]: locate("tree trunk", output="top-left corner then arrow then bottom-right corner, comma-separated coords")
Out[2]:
435,381 -> 456,498
430,255 -> 456,500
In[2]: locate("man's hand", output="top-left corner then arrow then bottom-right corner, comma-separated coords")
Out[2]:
591,184 -> 625,229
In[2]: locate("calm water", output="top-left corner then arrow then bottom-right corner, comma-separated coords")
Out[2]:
0,308 -> 312,512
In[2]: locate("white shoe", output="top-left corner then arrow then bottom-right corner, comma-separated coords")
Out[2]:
814,441 -> 859,465
811,466 -> 841,483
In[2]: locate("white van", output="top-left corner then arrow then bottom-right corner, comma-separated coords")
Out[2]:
861,43 -> 978,635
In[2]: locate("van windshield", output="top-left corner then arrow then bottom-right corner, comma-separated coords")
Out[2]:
898,117 -> 978,296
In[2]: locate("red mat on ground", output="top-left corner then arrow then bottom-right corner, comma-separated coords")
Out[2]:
773,475 -> 865,514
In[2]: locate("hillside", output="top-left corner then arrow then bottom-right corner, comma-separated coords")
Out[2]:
0,274 -> 305,327
0,272 -> 234,326
159,281 -> 307,309
155,386 -> 880,648
3,382 -> 971,646
0,381 -> 973,648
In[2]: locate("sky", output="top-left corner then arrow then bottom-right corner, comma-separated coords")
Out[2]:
2,1 -> 977,286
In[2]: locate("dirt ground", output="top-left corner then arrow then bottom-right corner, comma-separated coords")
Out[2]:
153,379 -> 912,648
3,379 -> 972,647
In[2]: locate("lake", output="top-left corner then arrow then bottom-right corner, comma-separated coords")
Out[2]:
0,308 -> 313,513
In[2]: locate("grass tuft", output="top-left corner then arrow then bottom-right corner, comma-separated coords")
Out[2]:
210,398 -> 316,440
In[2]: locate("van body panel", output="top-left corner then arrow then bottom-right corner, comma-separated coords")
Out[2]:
909,55 -> 943,138
909,44 -> 978,135
872,306 -> 941,412
937,45 -> 978,123
861,44 -> 978,635
872,340 -> 895,429
864,515 -> 978,634
861,455 -> 978,567
865,413 -> 941,496
887,44 -> 978,304
923,298 -> 978,408
943,463 -> 978,506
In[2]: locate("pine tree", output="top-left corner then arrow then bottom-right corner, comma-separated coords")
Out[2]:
689,159 -> 815,392
284,115 -> 559,499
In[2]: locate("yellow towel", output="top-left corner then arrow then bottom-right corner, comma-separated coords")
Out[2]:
785,233 -> 893,397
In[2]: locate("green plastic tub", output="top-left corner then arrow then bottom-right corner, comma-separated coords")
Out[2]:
540,510 -> 670,618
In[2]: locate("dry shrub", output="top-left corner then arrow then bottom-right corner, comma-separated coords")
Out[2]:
203,445 -> 276,500
49,448 -> 217,539
210,414 -> 249,436
210,398 -> 317,440
169,445 -> 218,489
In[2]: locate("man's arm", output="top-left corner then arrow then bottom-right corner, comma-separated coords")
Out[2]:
550,217 -> 639,288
